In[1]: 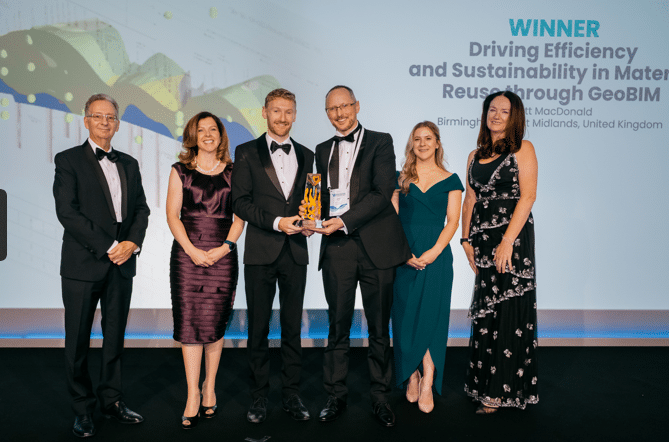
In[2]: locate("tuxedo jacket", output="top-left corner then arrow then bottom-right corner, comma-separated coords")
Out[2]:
315,128 -> 411,270
53,141 -> 150,281
231,133 -> 314,266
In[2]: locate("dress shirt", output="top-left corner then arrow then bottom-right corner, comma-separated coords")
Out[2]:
88,138 -> 139,254
329,124 -> 364,193
266,134 -> 298,231
89,138 -> 122,223
327,124 -> 364,234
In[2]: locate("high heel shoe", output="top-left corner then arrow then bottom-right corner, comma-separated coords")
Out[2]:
200,403 -> 217,418
182,395 -> 201,429
200,392 -> 217,418
417,377 -> 434,413
181,413 -> 199,429
475,404 -> 499,415
406,372 -> 421,403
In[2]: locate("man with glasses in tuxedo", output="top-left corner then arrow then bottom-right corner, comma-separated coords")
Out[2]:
308,85 -> 411,427
53,93 -> 150,437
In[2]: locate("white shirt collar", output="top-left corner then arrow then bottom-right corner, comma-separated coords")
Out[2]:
334,122 -> 361,139
266,133 -> 293,151
88,137 -> 113,154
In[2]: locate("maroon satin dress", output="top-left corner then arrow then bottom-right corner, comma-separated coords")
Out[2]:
170,162 -> 238,344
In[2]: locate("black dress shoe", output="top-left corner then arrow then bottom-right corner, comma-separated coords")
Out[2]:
247,396 -> 268,424
318,395 -> 346,422
181,413 -> 199,429
102,401 -> 144,424
282,394 -> 310,421
73,414 -> 96,438
372,402 -> 396,427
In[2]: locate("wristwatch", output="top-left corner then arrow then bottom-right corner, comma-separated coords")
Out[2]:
224,240 -> 236,251
460,238 -> 471,245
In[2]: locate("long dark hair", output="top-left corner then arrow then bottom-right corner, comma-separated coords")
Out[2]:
178,112 -> 231,169
476,91 -> 525,159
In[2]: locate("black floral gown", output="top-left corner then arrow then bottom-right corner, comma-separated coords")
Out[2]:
464,153 -> 538,409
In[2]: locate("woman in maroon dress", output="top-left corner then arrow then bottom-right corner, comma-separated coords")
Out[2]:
166,112 -> 245,429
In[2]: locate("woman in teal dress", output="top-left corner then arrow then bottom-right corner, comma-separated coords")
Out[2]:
392,121 -> 463,413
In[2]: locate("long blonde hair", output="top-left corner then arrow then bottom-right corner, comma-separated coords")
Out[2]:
398,121 -> 447,194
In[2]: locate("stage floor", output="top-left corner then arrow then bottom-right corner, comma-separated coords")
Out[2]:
0,346 -> 665,441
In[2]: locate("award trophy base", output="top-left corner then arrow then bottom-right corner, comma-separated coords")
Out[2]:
300,219 -> 323,229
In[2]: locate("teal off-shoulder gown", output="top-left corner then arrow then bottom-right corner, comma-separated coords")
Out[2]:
392,172 -> 464,395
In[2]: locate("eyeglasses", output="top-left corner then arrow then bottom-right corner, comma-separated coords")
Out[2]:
325,102 -> 356,114
86,113 -> 119,122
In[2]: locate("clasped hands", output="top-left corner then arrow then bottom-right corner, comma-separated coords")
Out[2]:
108,241 -> 138,266
187,244 -> 231,268
406,248 -> 440,271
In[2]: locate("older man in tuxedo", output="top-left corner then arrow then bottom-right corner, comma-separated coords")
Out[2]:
309,85 -> 411,427
232,88 -> 314,423
53,94 -> 150,438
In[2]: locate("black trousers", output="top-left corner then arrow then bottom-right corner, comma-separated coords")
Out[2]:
245,240 -> 307,400
62,264 -> 133,415
321,235 -> 396,404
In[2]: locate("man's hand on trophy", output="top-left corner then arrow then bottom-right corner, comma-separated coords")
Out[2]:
279,215 -> 304,235
312,217 -> 344,236
298,200 -> 307,218
296,200 -> 313,237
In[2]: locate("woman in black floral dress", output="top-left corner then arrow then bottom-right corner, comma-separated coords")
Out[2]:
461,91 -> 538,414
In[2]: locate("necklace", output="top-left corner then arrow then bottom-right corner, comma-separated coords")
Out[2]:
195,159 -> 220,174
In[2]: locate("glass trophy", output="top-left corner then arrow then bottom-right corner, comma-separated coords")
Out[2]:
301,173 -> 322,228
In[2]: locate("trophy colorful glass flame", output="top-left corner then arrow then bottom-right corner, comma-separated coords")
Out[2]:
302,173 -> 322,228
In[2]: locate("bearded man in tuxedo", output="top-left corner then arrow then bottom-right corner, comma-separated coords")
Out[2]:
309,86 -> 411,427
232,88 -> 314,424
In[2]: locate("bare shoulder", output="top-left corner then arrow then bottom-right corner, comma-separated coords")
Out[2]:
516,140 -> 536,159
168,165 -> 183,183
440,169 -> 453,180
515,140 -> 538,174
466,149 -> 477,165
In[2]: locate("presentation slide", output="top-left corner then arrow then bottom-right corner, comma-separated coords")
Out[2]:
1,1 -> 667,339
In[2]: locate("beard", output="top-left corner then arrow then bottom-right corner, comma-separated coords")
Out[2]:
268,120 -> 291,138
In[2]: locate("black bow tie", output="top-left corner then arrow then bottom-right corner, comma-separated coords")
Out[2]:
333,124 -> 361,144
270,141 -> 291,154
96,148 -> 118,162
